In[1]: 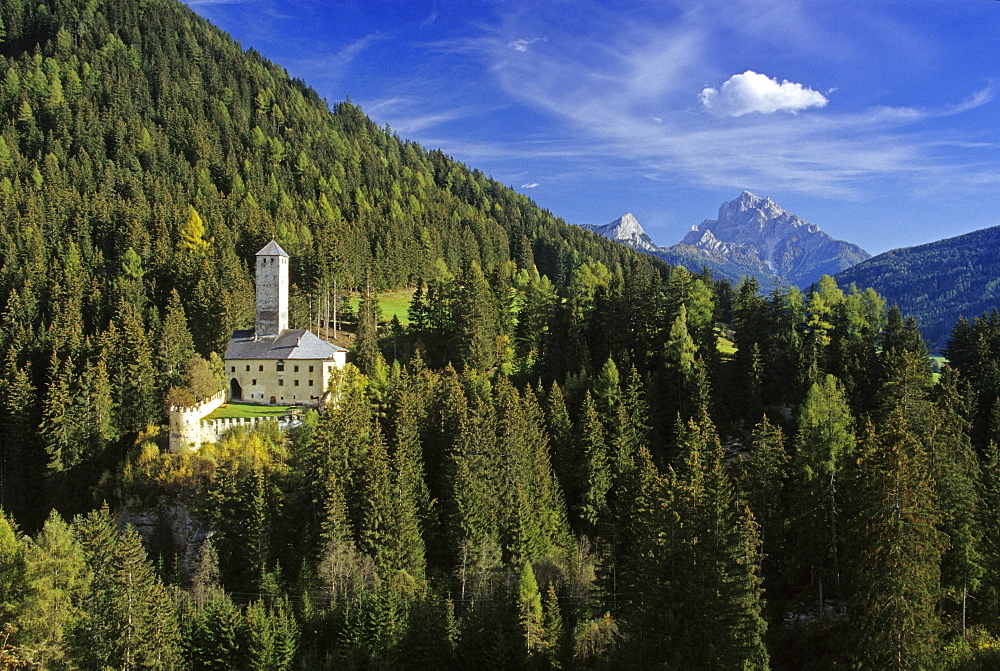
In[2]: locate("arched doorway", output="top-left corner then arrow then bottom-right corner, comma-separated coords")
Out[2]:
229,378 -> 242,401
269,396 -> 277,404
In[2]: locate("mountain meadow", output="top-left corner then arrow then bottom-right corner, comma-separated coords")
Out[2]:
3,1 -> 1000,669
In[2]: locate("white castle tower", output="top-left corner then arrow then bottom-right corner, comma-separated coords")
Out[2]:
255,240 -> 289,336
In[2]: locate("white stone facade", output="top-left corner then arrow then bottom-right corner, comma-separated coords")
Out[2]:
225,353 -> 346,405
255,245 -> 289,336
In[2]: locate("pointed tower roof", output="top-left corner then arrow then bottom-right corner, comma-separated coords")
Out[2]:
256,239 -> 289,257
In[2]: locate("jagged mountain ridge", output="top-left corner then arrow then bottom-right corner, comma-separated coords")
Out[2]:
581,213 -> 660,253
584,192 -> 870,287
834,225 -> 1000,352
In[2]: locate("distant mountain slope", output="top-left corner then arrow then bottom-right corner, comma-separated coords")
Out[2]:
671,192 -> 870,288
834,225 -> 1000,351
583,192 -> 869,287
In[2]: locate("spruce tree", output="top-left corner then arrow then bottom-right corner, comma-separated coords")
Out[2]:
846,415 -> 944,670
74,508 -> 181,670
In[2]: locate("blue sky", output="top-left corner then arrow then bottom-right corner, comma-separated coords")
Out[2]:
184,0 -> 1000,255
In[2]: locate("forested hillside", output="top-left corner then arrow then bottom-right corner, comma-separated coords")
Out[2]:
0,0 -> 648,524
834,225 -> 1000,351
3,1 -> 1000,669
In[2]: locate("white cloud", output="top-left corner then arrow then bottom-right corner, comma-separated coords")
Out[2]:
508,37 -> 547,52
521,182 -> 539,188
700,70 -> 828,117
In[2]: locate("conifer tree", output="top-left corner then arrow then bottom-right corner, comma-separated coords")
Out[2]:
389,377 -> 429,580
928,368 -> 983,633
74,507 -> 181,670
978,442 -> 1000,630
158,288 -> 196,395
544,381 -> 575,510
179,206 -> 209,253
355,289 -> 385,377
575,391 -> 610,536
624,409 -> 768,669
453,261 -> 499,372
17,510 -> 89,667
741,415 -> 788,583
792,374 -> 855,608
846,415 -> 943,670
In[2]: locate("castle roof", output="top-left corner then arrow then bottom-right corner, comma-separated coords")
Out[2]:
256,239 -> 289,257
225,328 -> 346,360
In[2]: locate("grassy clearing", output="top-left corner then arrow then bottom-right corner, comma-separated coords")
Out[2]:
717,336 -> 737,356
204,403 -> 300,420
350,288 -> 416,326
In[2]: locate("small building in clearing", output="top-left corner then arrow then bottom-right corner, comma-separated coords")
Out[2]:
224,240 -> 346,405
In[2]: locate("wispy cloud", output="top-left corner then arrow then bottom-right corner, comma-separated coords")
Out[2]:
423,0 -> 1000,200
508,37 -> 547,52
521,182 -> 539,188
947,81 -> 997,114
700,71 -> 828,117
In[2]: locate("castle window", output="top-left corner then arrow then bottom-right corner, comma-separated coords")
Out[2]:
309,365 -> 314,373
278,379 -> 283,386
294,379 -> 299,386
308,379 -> 314,386
252,379 -> 257,385
245,365 -> 250,371
230,366 -> 235,373
259,365 -> 263,372
277,361 -> 285,372
294,365 -> 299,373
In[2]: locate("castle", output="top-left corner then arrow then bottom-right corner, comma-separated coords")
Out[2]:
169,241 -> 347,452
224,240 -> 347,405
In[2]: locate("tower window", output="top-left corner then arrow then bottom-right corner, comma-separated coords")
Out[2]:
252,379 -> 257,385
277,362 -> 285,371
278,379 -> 283,386
294,379 -> 299,386
308,380 -> 314,386
259,365 -> 264,371
309,365 -> 314,373
230,366 -> 235,373
294,365 -> 299,373
245,365 -> 250,371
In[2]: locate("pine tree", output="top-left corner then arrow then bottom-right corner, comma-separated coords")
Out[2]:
453,261 -> 499,372
389,377 -> 429,581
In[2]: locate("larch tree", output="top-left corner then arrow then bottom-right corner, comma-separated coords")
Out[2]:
792,373 -> 855,610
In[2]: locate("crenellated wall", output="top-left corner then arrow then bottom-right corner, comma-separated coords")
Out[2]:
169,390 -> 304,452
174,414 -> 303,452
168,391 -> 225,453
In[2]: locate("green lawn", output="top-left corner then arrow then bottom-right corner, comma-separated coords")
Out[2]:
203,403 -> 300,420
351,289 -> 416,326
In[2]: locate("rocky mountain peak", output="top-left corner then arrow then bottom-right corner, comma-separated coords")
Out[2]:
582,212 -> 659,252
579,192 -> 870,288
